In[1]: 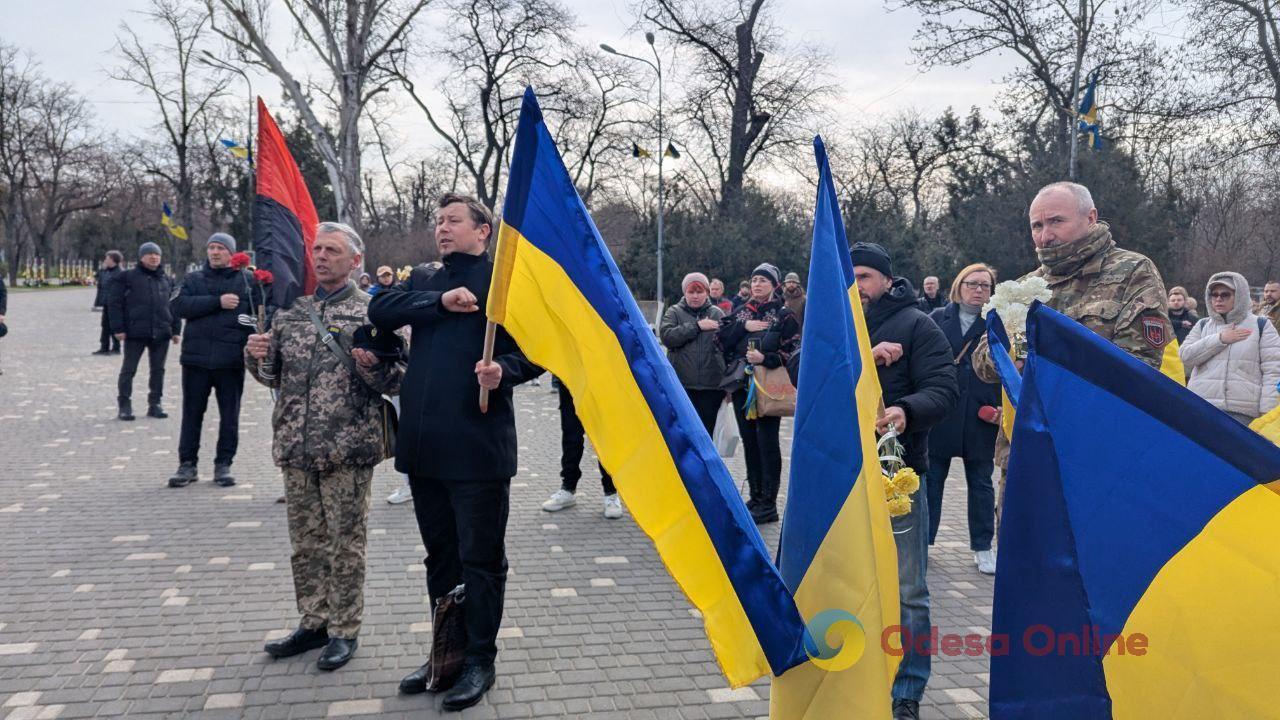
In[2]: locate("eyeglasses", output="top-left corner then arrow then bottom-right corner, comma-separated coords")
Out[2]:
961,281 -> 993,290
1210,291 -> 1234,299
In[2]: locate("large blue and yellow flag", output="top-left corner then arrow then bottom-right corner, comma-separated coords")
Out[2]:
992,301 -> 1280,719
488,88 -> 807,687
160,202 -> 188,241
1078,71 -> 1103,150
770,138 -> 899,718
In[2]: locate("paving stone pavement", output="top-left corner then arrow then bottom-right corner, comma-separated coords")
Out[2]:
1,288 -> 997,719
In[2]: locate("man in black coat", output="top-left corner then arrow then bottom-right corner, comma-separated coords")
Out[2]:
93,250 -> 124,355
369,193 -> 542,711
108,242 -> 181,421
168,233 -> 253,488
853,242 -> 957,720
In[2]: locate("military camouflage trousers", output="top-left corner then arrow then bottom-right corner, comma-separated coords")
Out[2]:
283,465 -> 374,639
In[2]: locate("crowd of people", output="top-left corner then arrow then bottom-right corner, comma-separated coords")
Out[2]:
8,179 -> 1272,718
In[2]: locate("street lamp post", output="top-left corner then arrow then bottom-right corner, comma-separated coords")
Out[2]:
198,51 -> 255,248
601,34 -> 664,318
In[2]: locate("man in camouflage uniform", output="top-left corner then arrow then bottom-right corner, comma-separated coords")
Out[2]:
246,222 -> 404,671
1254,281 -> 1280,334
973,181 -> 1172,521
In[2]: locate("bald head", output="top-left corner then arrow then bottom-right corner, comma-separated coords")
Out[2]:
1029,182 -> 1098,249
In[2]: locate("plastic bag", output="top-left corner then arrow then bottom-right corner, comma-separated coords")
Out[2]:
713,400 -> 739,459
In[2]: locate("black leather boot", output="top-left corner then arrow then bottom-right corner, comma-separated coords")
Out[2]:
440,661 -> 496,711
263,626 -> 328,659
398,661 -> 433,694
316,637 -> 357,670
213,463 -> 236,487
117,399 -> 135,421
147,403 -> 168,419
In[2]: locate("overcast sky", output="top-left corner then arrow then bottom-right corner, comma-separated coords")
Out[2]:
7,0 -> 1017,152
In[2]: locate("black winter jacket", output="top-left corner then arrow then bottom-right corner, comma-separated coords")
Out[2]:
368,250 -> 543,479
171,263 -> 253,369
660,299 -> 726,390
865,278 -> 958,472
717,297 -> 800,390
927,303 -> 999,462
94,266 -> 122,308
1169,307 -> 1200,345
107,263 -> 181,340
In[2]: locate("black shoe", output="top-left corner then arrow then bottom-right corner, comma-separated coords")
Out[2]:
213,463 -> 236,487
264,626 -> 328,659
168,462 -> 198,488
110,348 -> 121,354
92,349 -> 111,356
892,698 -> 920,720
147,403 -> 168,419
440,662 -> 495,711
751,504 -> 779,524
117,400 -> 135,422
316,637 -> 357,671
399,661 -> 434,694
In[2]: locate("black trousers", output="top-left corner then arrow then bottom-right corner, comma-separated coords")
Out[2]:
409,475 -> 510,666
557,383 -> 615,495
178,365 -> 245,465
99,311 -> 120,352
684,387 -> 724,437
731,387 -> 782,511
118,336 -> 169,404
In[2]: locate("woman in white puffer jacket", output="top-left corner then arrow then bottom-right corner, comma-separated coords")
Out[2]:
1180,271 -> 1280,424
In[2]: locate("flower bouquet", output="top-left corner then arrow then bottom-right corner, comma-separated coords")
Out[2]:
231,252 -> 275,375
982,276 -> 1052,359
878,423 -> 921,519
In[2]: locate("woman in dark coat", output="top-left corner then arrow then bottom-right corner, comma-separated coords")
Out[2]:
717,262 -> 799,524
926,263 -> 1001,574
659,271 -> 726,434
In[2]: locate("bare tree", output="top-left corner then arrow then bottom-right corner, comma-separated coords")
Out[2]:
207,0 -> 430,227
389,0 -> 637,208
0,45 -> 110,283
642,0 -> 831,213
897,0 -> 1160,175
114,0 -> 229,270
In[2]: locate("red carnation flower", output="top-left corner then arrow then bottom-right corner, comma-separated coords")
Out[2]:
230,252 -> 252,270
253,268 -> 274,284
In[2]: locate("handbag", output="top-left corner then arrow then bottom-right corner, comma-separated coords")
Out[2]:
751,365 -> 797,417
712,400 -> 739,458
303,303 -> 398,458
719,358 -> 749,392
424,584 -> 468,691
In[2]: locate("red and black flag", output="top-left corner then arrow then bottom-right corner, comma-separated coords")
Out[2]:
254,98 -> 318,311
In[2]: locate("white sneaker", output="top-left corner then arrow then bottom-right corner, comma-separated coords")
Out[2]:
386,485 -> 413,505
603,494 -> 623,519
542,489 -> 576,512
975,549 -> 996,575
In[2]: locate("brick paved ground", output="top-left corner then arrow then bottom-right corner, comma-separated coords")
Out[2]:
1,288 -> 995,719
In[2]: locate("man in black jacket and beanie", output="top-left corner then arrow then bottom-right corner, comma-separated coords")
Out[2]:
93,250 -> 124,354
109,242 -> 181,421
168,233 -> 253,488
852,242 -> 957,720
369,193 -> 542,711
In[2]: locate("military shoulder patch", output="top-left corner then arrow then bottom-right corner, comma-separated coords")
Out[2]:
1142,317 -> 1168,348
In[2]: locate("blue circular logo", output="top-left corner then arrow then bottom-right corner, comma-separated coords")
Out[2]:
803,609 -> 866,671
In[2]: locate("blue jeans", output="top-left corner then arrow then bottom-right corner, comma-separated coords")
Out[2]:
926,455 -> 996,551
892,476 -> 931,702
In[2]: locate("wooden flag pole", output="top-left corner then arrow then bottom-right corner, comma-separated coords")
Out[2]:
479,320 -> 497,413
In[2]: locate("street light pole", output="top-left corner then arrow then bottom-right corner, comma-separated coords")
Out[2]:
600,35 -> 665,317
199,51 -> 255,248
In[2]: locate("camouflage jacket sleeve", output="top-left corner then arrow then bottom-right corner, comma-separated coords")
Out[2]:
1110,258 -> 1171,370
355,357 -> 405,397
971,335 -> 1000,384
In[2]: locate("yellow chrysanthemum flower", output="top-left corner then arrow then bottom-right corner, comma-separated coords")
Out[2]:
892,467 -> 920,495
886,496 -> 912,517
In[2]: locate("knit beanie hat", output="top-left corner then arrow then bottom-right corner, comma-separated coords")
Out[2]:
681,272 -> 710,293
751,262 -> 781,287
849,242 -> 893,279
138,242 -> 163,258
207,232 -> 236,253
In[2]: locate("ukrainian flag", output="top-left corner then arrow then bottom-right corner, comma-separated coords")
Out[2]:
488,88 -> 808,686
770,137 -> 899,718
1078,72 -> 1103,150
161,202 -> 188,241
984,310 -> 1021,439
991,301 -> 1280,719
220,138 -> 251,162
1252,404 -> 1280,446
